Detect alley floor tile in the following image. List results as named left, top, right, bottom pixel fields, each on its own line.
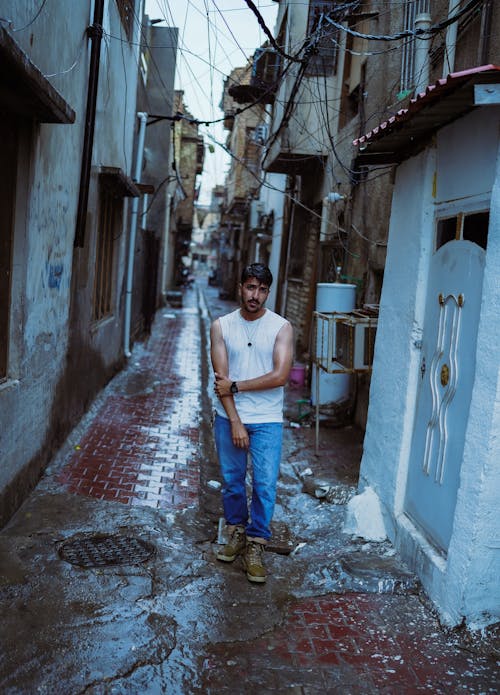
left=201, top=593, right=498, bottom=693
left=57, top=290, right=202, bottom=511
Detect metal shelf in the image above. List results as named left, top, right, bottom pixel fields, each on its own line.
left=312, top=308, right=378, bottom=452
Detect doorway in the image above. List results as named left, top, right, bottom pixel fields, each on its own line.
left=404, top=207, right=489, bottom=552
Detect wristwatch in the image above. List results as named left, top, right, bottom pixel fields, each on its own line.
left=230, top=381, right=239, bottom=394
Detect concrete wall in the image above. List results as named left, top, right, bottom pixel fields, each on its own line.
left=133, top=23, right=178, bottom=327
left=0, top=0, right=144, bottom=526
left=0, top=1, right=92, bottom=523
left=260, top=173, right=287, bottom=313
left=359, top=107, right=500, bottom=628
left=358, top=148, right=435, bottom=534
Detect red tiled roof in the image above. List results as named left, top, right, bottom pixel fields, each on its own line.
left=353, top=64, right=500, bottom=165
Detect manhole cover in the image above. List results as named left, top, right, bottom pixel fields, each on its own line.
left=57, top=534, right=156, bottom=568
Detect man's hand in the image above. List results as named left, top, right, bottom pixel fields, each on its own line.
left=230, top=419, right=249, bottom=449
left=214, top=372, right=233, bottom=398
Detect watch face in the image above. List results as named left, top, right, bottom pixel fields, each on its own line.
left=230, top=382, right=238, bottom=394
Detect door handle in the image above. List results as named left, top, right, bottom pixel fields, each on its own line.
left=420, top=357, right=426, bottom=379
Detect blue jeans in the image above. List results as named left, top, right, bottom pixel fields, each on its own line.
left=214, top=414, right=283, bottom=541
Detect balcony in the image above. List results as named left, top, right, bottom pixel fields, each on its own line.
left=261, top=58, right=337, bottom=174
left=228, top=47, right=281, bottom=105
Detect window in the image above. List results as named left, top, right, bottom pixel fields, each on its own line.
left=399, top=1, right=431, bottom=97
left=93, top=187, right=121, bottom=322
left=435, top=211, right=489, bottom=251
left=244, top=127, right=261, bottom=180
left=463, top=212, right=489, bottom=249
left=0, top=117, right=17, bottom=380
left=288, top=205, right=308, bottom=278
left=339, top=52, right=366, bottom=129
left=116, top=0, right=135, bottom=41
left=435, top=216, right=457, bottom=249
left=305, top=1, right=339, bottom=77
left=400, top=1, right=416, bottom=96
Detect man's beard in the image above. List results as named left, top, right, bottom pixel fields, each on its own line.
left=243, top=298, right=261, bottom=313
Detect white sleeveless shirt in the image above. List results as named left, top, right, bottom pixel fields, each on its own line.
left=215, top=308, right=289, bottom=424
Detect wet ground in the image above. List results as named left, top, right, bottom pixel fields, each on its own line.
left=0, top=282, right=498, bottom=694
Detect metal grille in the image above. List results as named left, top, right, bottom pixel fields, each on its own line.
left=93, top=186, right=118, bottom=322
left=400, top=0, right=416, bottom=93
left=57, top=534, right=156, bottom=568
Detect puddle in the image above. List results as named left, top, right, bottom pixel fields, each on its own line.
left=121, top=372, right=162, bottom=397
left=319, top=551, right=420, bottom=595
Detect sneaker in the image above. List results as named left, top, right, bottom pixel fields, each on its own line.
left=243, top=541, right=266, bottom=583
left=216, top=525, right=246, bottom=562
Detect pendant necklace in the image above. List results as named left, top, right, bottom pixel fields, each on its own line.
left=240, top=312, right=262, bottom=347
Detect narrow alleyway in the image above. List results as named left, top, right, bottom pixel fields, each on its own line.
left=0, top=283, right=498, bottom=694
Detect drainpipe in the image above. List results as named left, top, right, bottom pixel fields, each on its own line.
left=414, top=9, right=432, bottom=94
left=141, top=193, right=149, bottom=230
left=443, top=0, right=460, bottom=77
left=161, top=193, right=172, bottom=301
left=124, top=112, right=148, bottom=358
left=74, top=0, right=105, bottom=247
left=477, top=0, right=492, bottom=65
left=280, top=179, right=299, bottom=315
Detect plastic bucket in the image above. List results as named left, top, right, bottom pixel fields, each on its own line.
left=289, top=364, right=306, bottom=388
left=312, top=283, right=356, bottom=405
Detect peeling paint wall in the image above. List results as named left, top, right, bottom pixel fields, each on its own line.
left=0, top=0, right=144, bottom=526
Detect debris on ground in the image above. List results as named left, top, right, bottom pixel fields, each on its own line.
left=301, top=477, right=356, bottom=504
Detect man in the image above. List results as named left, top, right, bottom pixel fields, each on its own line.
left=210, top=263, right=294, bottom=583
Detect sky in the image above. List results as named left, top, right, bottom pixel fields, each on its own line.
left=144, top=0, right=279, bottom=204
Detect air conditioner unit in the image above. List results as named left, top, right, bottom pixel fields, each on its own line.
left=252, top=48, right=281, bottom=84
left=253, top=124, right=268, bottom=144
left=335, top=312, right=378, bottom=370
left=249, top=200, right=264, bottom=229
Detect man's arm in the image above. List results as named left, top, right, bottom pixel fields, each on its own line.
left=214, top=321, right=294, bottom=398
left=210, top=318, right=249, bottom=449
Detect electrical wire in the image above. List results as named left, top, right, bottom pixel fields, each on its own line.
left=101, top=5, right=298, bottom=128
left=324, top=0, right=484, bottom=41
left=12, top=0, right=48, bottom=32
left=203, top=0, right=216, bottom=121
left=243, top=0, right=303, bottom=63
left=102, top=0, right=487, bottom=215
left=204, top=128, right=360, bottom=256
left=43, top=30, right=87, bottom=78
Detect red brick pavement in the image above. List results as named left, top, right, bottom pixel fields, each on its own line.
left=57, top=294, right=202, bottom=511
left=202, top=593, right=498, bottom=693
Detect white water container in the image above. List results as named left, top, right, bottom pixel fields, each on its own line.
left=311, top=283, right=356, bottom=405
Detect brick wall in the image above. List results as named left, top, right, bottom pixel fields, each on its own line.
left=285, top=217, right=318, bottom=360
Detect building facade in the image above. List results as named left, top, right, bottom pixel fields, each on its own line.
left=0, top=1, right=178, bottom=526
left=354, top=65, right=500, bottom=629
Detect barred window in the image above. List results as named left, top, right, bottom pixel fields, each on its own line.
left=305, top=1, right=339, bottom=76
left=93, top=187, right=121, bottom=322
left=400, top=0, right=431, bottom=95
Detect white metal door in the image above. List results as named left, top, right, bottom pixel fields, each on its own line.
left=404, top=213, right=488, bottom=552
